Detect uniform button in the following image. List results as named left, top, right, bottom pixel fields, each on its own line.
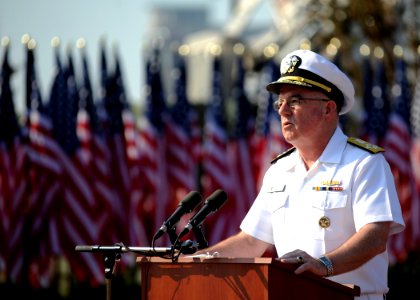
left=319, top=216, right=331, bottom=228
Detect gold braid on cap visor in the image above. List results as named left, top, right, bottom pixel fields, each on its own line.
left=278, top=76, right=332, bottom=93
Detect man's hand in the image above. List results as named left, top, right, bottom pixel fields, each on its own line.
left=279, top=249, right=328, bottom=277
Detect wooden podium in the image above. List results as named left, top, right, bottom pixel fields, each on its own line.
left=137, top=257, right=360, bottom=300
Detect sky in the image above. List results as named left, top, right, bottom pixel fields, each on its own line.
left=0, top=0, right=273, bottom=115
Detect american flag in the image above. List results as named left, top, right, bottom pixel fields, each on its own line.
left=359, top=56, right=373, bottom=139
left=331, top=52, right=351, bottom=133
left=200, top=56, right=233, bottom=245
left=137, top=47, right=170, bottom=245
left=101, top=50, right=133, bottom=246
left=113, top=52, right=148, bottom=247
left=123, top=101, right=150, bottom=248
left=253, top=59, right=290, bottom=190
left=166, top=53, right=200, bottom=194
left=383, top=57, right=417, bottom=262
left=165, top=53, right=201, bottom=234
left=47, top=50, right=104, bottom=285
left=23, top=44, right=64, bottom=288
left=360, top=57, right=390, bottom=145
left=76, top=47, right=124, bottom=247
left=96, top=42, right=109, bottom=135
left=0, top=41, right=28, bottom=284
left=226, top=55, right=257, bottom=232
left=410, top=63, right=420, bottom=252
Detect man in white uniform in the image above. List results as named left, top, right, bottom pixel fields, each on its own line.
left=195, top=49, right=405, bottom=299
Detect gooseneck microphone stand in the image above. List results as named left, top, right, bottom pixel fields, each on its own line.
left=192, top=225, right=208, bottom=250
left=75, top=227, right=208, bottom=300
left=75, top=244, right=173, bottom=300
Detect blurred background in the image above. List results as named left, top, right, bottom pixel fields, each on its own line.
left=0, top=0, right=419, bottom=299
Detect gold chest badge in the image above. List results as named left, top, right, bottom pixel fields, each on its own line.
left=319, top=216, right=331, bottom=228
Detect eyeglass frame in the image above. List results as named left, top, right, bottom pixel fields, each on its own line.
left=273, top=96, right=331, bottom=110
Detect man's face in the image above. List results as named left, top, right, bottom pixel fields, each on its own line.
left=275, top=85, right=330, bottom=145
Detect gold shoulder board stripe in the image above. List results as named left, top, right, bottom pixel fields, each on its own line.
left=347, top=137, right=384, bottom=154
left=271, top=147, right=296, bottom=164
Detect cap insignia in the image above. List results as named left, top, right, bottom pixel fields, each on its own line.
left=281, top=55, right=302, bottom=75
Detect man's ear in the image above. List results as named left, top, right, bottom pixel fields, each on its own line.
left=325, top=100, right=338, bottom=117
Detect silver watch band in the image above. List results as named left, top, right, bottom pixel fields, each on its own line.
left=318, top=255, right=334, bottom=277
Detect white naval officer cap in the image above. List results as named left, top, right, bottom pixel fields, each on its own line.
left=266, top=49, right=355, bottom=115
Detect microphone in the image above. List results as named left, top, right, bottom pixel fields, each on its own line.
left=178, top=189, right=227, bottom=239
left=153, top=191, right=203, bottom=240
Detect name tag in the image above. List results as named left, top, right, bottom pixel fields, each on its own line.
left=268, top=185, right=286, bottom=193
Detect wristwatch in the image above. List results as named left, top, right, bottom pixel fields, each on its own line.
left=318, top=255, right=334, bottom=277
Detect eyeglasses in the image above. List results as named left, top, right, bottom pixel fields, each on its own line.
left=273, top=96, right=330, bottom=110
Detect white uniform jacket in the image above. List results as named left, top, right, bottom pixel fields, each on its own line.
left=240, top=126, right=405, bottom=296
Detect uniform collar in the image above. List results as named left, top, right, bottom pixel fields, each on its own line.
left=280, top=126, right=347, bottom=171
left=318, top=126, right=347, bottom=164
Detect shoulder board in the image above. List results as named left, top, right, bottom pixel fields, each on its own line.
left=271, top=147, right=296, bottom=164
left=347, top=137, right=384, bottom=154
